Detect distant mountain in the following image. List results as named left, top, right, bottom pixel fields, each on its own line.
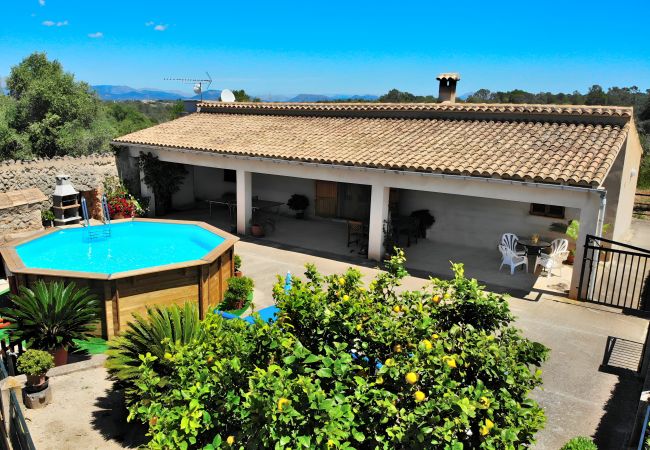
left=190, top=89, right=222, bottom=100
left=92, top=85, right=188, bottom=101
left=90, top=85, right=380, bottom=103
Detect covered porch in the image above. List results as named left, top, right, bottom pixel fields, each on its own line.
left=164, top=204, right=573, bottom=299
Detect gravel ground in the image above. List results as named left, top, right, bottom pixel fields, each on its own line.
left=23, top=367, right=145, bottom=450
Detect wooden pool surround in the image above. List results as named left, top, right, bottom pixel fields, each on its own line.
left=0, top=218, right=239, bottom=338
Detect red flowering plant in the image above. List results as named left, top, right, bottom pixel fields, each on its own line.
left=107, top=196, right=136, bottom=218
left=103, top=176, right=144, bottom=219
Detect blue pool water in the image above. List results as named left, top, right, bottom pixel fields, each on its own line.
left=16, top=222, right=225, bottom=275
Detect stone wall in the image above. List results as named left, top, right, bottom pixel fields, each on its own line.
left=0, top=151, right=138, bottom=209
left=0, top=202, right=45, bottom=242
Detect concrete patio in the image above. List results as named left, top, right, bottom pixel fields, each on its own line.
left=166, top=206, right=572, bottom=300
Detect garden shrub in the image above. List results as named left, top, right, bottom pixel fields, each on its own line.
left=221, top=276, right=254, bottom=311
left=126, top=250, right=548, bottom=449
left=560, top=436, right=597, bottom=450
left=17, top=349, right=54, bottom=376
left=106, top=303, right=204, bottom=385
left=0, top=280, right=100, bottom=351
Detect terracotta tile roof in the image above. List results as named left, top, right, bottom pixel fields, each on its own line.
left=114, top=102, right=634, bottom=187
left=0, top=188, right=47, bottom=210
left=196, top=101, right=633, bottom=119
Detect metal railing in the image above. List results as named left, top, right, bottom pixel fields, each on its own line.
left=0, top=359, right=35, bottom=450
left=578, top=235, right=650, bottom=310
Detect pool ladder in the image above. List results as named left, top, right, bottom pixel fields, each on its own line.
left=81, top=196, right=111, bottom=241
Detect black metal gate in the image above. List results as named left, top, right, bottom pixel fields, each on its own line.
left=578, top=234, right=650, bottom=310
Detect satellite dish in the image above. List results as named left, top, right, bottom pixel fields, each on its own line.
left=193, top=83, right=202, bottom=95
left=221, top=89, right=236, bottom=103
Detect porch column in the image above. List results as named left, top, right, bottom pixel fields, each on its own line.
left=236, top=170, right=252, bottom=235
left=368, top=184, right=390, bottom=261
left=569, top=192, right=602, bottom=299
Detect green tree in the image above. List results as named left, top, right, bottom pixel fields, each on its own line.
left=5, top=52, right=110, bottom=158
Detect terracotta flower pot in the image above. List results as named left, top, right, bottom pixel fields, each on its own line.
left=50, top=347, right=68, bottom=366
left=234, top=270, right=243, bottom=278
left=251, top=224, right=265, bottom=237
left=26, top=374, right=47, bottom=388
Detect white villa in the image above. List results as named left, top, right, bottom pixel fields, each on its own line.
left=113, top=76, right=643, bottom=299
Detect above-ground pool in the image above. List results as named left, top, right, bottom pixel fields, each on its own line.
left=16, top=221, right=226, bottom=276
left=1, top=219, right=238, bottom=338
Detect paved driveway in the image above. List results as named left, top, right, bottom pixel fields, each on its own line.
left=237, top=240, right=648, bottom=449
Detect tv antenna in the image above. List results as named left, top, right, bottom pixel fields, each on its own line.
left=164, top=72, right=212, bottom=101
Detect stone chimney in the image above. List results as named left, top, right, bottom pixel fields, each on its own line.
left=436, top=73, right=461, bottom=103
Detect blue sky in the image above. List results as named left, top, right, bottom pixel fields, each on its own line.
left=1, top=0, right=649, bottom=97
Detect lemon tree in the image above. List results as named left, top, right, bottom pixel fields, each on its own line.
left=126, top=250, right=548, bottom=449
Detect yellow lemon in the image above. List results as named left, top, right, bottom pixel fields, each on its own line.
left=485, top=418, right=494, bottom=429
left=385, top=358, right=395, bottom=367
left=432, top=334, right=439, bottom=340
left=393, top=344, right=403, bottom=353
left=338, top=277, right=346, bottom=286
left=376, top=376, right=384, bottom=385
left=405, top=372, right=419, bottom=384
left=327, top=439, right=335, bottom=448
left=277, top=397, right=290, bottom=412
left=480, top=425, right=490, bottom=436
left=414, top=391, right=426, bottom=402
left=226, top=435, right=235, bottom=445
left=479, top=396, right=490, bottom=407
left=392, top=305, right=401, bottom=313
left=432, top=295, right=441, bottom=304
left=446, top=358, right=457, bottom=369
left=421, top=339, right=433, bottom=350
left=342, top=294, right=350, bottom=301
left=355, top=323, right=363, bottom=331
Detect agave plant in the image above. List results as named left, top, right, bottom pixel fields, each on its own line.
left=106, top=302, right=204, bottom=385
left=0, top=280, right=100, bottom=351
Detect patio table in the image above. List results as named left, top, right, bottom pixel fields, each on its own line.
left=206, top=199, right=284, bottom=217
left=518, top=239, right=551, bottom=273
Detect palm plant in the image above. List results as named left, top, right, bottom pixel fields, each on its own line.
left=106, top=302, right=204, bottom=385
left=1, top=280, right=100, bottom=351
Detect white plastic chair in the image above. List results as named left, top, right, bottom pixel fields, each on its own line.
left=500, top=233, right=526, bottom=256
left=499, top=244, right=528, bottom=275
left=536, top=238, right=569, bottom=278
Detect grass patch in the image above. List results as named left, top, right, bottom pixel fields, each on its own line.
left=72, top=337, right=108, bottom=355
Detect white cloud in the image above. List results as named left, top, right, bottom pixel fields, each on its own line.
left=88, top=32, right=103, bottom=38
left=38, top=0, right=45, bottom=6
left=153, top=24, right=167, bottom=31
left=42, top=19, right=68, bottom=27
left=145, top=21, right=154, bottom=26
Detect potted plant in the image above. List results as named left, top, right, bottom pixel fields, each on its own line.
left=0, top=280, right=101, bottom=366
left=234, top=254, right=243, bottom=277
left=382, top=219, right=396, bottom=260
left=139, top=152, right=188, bottom=216
left=41, top=209, right=55, bottom=228
left=221, top=276, right=254, bottom=311
left=409, top=210, right=435, bottom=238
left=287, top=194, right=309, bottom=219
left=18, top=349, right=54, bottom=389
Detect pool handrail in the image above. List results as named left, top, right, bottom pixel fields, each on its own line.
left=80, top=197, right=90, bottom=227
left=101, top=194, right=111, bottom=226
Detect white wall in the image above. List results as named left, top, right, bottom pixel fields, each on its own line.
left=397, top=189, right=579, bottom=250
left=193, top=166, right=237, bottom=200
left=252, top=173, right=316, bottom=216
left=171, top=164, right=195, bottom=209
